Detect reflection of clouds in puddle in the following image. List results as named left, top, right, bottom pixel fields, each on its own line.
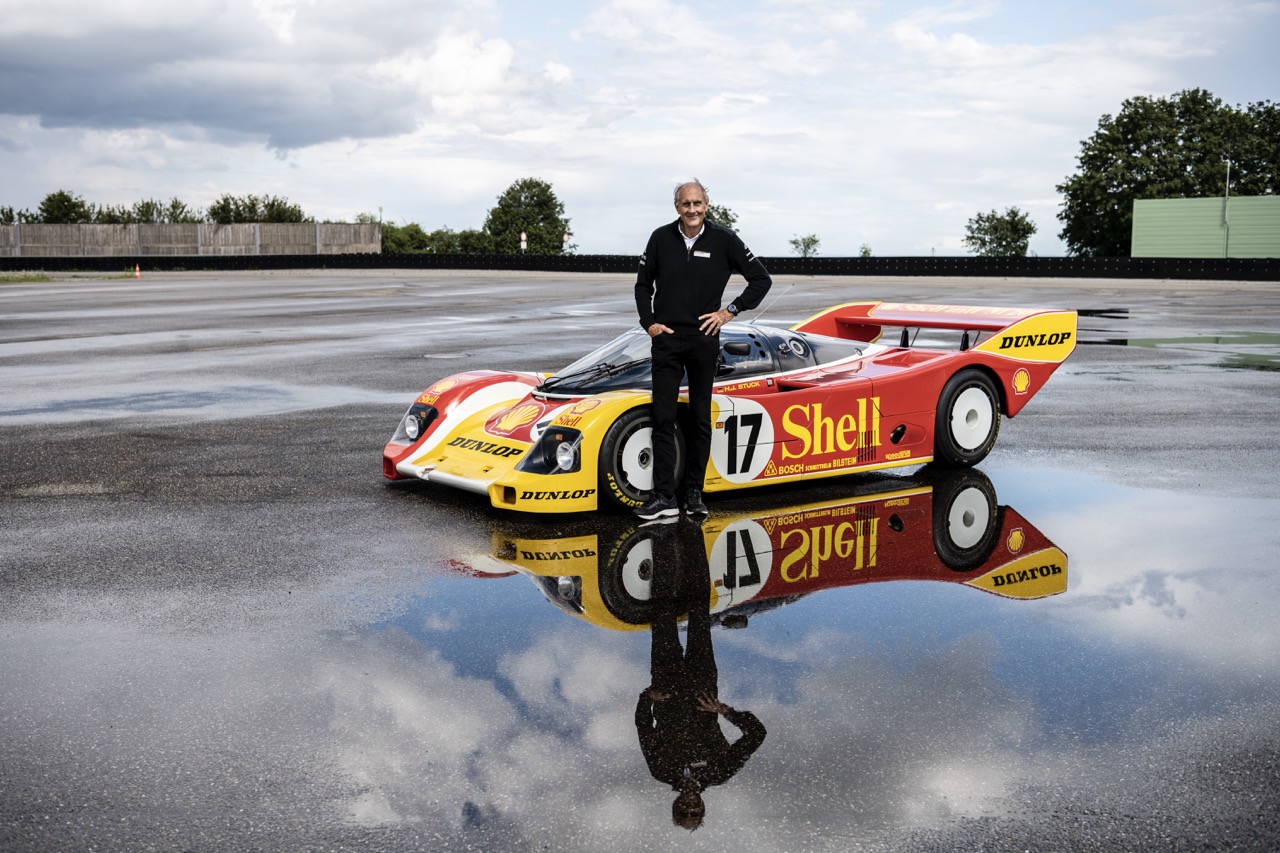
left=320, top=630, right=526, bottom=829
left=731, top=632, right=1033, bottom=834
left=320, top=622, right=1040, bottom=847
left=319, top=626, right=655, bottom=842
left=498, top=632, right=645, bottom=750
left=1040, top=486, right=1280, bottom=677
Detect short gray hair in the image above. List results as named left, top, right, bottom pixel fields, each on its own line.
left=673, top=179, right=709, bottom=203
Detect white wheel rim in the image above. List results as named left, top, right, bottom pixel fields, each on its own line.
left=946, top=486, right=991, bottom=550
left=619, top=426, right=654, bottom=491
left=949, top=387, right=993, bottom=451
left=620, top=539, right=654, bottom=601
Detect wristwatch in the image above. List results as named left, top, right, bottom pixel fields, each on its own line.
left=726, top=303, right=739, bottom=316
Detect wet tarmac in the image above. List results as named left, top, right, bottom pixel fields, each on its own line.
left=2, top=270, right=1278, bottom=851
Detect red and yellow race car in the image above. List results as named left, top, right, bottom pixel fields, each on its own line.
left=383, top=301, right=1076, bottom=513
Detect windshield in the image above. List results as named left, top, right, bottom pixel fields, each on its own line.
left=535, top=325, right=864, bottom=396
left=538, top=328, right=654, bottom=394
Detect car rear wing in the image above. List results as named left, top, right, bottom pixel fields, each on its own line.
left=791, top=301, right=1077, bottom=362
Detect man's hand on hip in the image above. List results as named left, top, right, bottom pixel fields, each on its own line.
left=698, top=309, right=734, bottom=334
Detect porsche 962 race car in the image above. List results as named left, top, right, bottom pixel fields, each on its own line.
left=382, top=301, right=1077, bottom=514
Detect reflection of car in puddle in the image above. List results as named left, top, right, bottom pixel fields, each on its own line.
left=461, top=467, right=1067, bottom=631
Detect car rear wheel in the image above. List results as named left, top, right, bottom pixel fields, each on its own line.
left=934, top=368, right=1000, bottom=466
left=598, top=408, right=684, bottom=510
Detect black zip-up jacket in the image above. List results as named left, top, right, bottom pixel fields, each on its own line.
left=635, top=692, right=767, bottom=791
left=635, top=220, right=773, bottom=333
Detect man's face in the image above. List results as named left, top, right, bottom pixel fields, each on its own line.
left=674, top=185, right=707, bottom=236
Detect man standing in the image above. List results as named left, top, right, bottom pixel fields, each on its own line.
left=634, top=180, right=772, bottom=520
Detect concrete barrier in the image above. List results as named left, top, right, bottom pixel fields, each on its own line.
left=318, top=223, right=381, bottom=255
left=0, top=223, right=381, bottom=257
left=84, top=225, right=141, bottom=257
left=17, top=224, right=81, bottom=257
left=141, top=224, right=200, bottom=256
left=199, top=223, right=259, bottom=256
left=260, top=223, right=318, bottom=255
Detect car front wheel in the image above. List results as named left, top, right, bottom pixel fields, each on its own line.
left=598, top=408, right=684, bottom=510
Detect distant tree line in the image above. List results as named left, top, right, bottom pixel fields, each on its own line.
left=1, top=190, right=312, bottom=226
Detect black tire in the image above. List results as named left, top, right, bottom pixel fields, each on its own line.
left=596, top=523, right=660, bottom=625
left=598, top=408, right=684, bottom=510
left=930, top=467, right=1001, bottom=572
left=934, top=368, right=1001, bottom=466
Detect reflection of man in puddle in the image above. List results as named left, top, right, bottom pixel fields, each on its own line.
left=634, top=519, right=766, bottom=830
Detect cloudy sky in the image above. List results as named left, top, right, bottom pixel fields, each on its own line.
left=0, top=0, right=1275, bottom=256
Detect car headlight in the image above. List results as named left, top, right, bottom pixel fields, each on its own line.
left=555, top=440, right=577, bottom=471
left=515, top=427, right=583, bottom=475
left=391, top=403, right=438, bottom=444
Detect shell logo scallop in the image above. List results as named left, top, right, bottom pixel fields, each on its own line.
left=1012, top=368, right=1031, bottom=395
left=429, top=378, right=458, bottom=395
left=494, top=403, right=543, bottom=434
left=1006, top=528, right=1025, bottom=554
left=418, top=378, right=458, bottom=404
left=567, top=399, right=602, bottom=416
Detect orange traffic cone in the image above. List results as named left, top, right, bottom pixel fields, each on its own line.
left=134, top=264, right=141, bottom=279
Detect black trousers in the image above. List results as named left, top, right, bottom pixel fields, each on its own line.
left=650, top=331, right=719, bottom=500
left=648, top=518, right=718, bottom=703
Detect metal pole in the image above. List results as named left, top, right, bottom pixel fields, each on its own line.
left=1224, top=158, right=1231, bottom=258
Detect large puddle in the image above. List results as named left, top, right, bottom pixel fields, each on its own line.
left=330, top=463, right=1280, bottom=844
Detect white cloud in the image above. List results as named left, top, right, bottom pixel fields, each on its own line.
left=543, top=60, right=573, bottom=84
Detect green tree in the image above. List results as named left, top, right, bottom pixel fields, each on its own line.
left=378, top=221, right=497, bottom=254
left=381, top=221, right=431, bottom=253
left=963, top=207, right=1037, bottom=256
left=482, top=178, right=571, bottom=254
left=789, top=234, right=820, bottom=257
left=858, top=243, right=873, bottom=258
left=705, top=202, right=738, bottom=231
left=133, top=197, right=201, bottom=224
left=0, top=206, right=36, bottom=225
left=94, top=203, right=135, bottom=224
left=455, top=228, right=496, bottom=254
left=1236, top=99, right=1280, bottom=196
left=208, top=193, right=311, bottom=224
left=1056, top=89, right=1279, bottom=256
left=38, top=190, right=94, bottom=224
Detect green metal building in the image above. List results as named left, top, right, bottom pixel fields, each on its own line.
left=1131, top=196, right=1280, bottom=258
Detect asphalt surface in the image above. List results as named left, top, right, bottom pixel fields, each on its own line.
left=2, top=270, right=1278, bottom=851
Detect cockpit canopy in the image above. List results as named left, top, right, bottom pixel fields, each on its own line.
left=536, top=324, right=865, bottom=395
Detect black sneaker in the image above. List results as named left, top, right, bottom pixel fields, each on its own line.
left=683, top=489, right=708, bottom=516
left=634, top=495, right=679, bottom=520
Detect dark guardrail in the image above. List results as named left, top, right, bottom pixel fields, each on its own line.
left=2, top=253, right=1278, bottom=281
